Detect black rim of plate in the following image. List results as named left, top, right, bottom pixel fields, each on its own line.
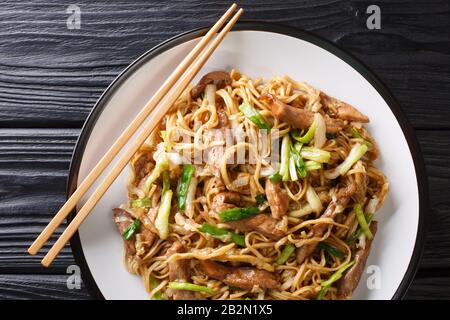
left=67, top=21, right=429, bottom=300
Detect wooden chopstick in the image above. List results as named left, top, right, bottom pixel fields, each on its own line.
left=39, top=8, right=244, bottom=267
left=27, top=3, right=238, bottom=257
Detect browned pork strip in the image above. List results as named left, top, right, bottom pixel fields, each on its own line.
left=167, top=242, right=197, bottom=300
left=296, top=191, right=351, bottom=264
left=199, top=260, right=279, bottom=290
left=265, top=179, right=289, bottom=219
left=212, top=191, right=241, bottom=213
left=228, top=214, right=285, bottom=240
left=320, top=92, right=369, bottom=123
left=337, top=221, right=378, bottom=299
left=113, top=208, right=137, bottom=256
left=260, top=94, right=344, bottom=133
left=191, top=71, right=231, bottom=99
left=217, top=109, right=229, bottom=129
left=132, top=154, right=151, bottom=183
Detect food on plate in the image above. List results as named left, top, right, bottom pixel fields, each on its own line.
left=112, top=70, right=388, bottom=300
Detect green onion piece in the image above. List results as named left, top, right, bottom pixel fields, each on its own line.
left=177, top=164, right=195, bottom=212
left=305, top=160, right=322, bottom=171
left=154, top=190, right=173, bottom=240
left=161, top=130, right=172, bottom=152
left=255, top=194, right=267, bottom=205
left=130, top=198, right=152, bottom=208
left=276, top=244, right=295, bottom=265
left=339, top=143, right=368, bottom=175
left=219, top=207, right=259, bottom=222
left=269, top=172, right=282, bottom=183
left=318, top=242, right=344, bottom=259
left=279, top=135, right=291, bottom=181
left=300, top=147, right=331, bottom=163
left=351, top=127, right=373, bottom=148
left=348, top=213, right=374, bottom=244
left=200, top=223, right=228, bottom=237
left=150, top=275, right=163, bottom=300
left=351, top=127, right=362, bottom=139
left=143, top=157, right=170, bottom=194
left=291, top=122, right=316, bottom=144
left=317, top=261, right=355, bottom=300
left=122, top=219, right=141, bottom=240
left=354, top=204, right=373, bottom=240
left=168, top=282, right=214, bottom=295
left=230, top=233, right=246, bottom=247
left=290, top=144, right=307, bottom=178
left=239, top=101, right=271, bottom=130
left=162, top=171, right=170, bottom=194
left=199, top=223, right=245, bottom=247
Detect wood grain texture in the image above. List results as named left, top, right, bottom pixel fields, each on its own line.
left=0, top=0, right=449, bottom=128
left=405, top=276, right=450, bottom=300
left=0, top=129, right=79, bottom=272
left=0, top=274, right=90, bottom=300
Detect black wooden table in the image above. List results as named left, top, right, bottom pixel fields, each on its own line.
left=1, top=0, right=449, bottom=299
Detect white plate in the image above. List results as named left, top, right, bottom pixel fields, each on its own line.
left=68, top=23, right=428, bottom=300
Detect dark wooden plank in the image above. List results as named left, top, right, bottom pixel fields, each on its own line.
left=0, top=128, right=448, bottom=273
left=415, top=130, right=450, bottom=269
left=0, top=129, right=80, bottom=272
left=405, top=276, right=450, bottom=300
left=0, top=274, right=90, bottom=300
left=0, top=0, right=449, bottom=128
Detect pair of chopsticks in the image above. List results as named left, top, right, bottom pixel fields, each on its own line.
left=28, top=3, right=243, bottom=267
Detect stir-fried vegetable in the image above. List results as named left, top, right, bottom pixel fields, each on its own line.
left=306, top=186, right=322, bottom=214
left=219, top=207, right=259, bottom=222
left=184, top=176, right=198, bottom=219
left=318, top=242, right=344, bottom=259
left=354, top=204, right=373, bottom=240
left=288, top=156, right=298, bottom=181
left=339, top=144, right=368, bottom=175
left=305, top=160, right=321, bottom=171
left=351, top=127, right=373, bottom=148
left=348, top=213, right=374, bottom=244
left=288, top=204, right=313, bottom=218
left=122, top=219, right=141, bottom=240
left=255, top=194, right=267, bottom=205
left=130, top=198, right=151, bottom=208
left=168, top=282, right=214, bottom=295
left=300, top=146, right=331, bottom=163
left=279, top=135, right=291, bottom=181
left=313, top=113, right=327, bottom=148
left=269, top=172, right=282, bottom=183
left=143, top=156, right=169, bottom=194
left=150, top=275, right=163, bottom=300
left=276, top=244, right=295, bottom=265
left=290, top=144, right=307, bottom=178
left=154, top=189, right=173, bottom=240
left=200, top=223, right=245, bottom=247
left=177, top=164, right=195, bottom=212
left=291, top=122, right=316, bottom=144
left=205, top=84, right=216, bottom=107
left=317, top=261, right=355, bottom=300
left=162, top=171, right=170, bottom=194
left=160, top=130, right=172, bottom=152
left=239, top=101, right=271, bottom=130
left=351, top=127, right=362, bottom=139
left=324, top=143, right=368, bottom=179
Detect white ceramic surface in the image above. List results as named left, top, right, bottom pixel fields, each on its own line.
left=73, top=30, right=419, bottom=300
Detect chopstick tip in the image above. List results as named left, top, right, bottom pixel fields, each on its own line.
left=28, top=243, right=39, bottom=255
left=41, top=257, right=51, bottom=268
